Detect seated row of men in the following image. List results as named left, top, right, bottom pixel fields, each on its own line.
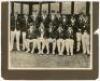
left=10, top=11, right=90, bottom=55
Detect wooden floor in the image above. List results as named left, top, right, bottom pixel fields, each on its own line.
left=9, top=51, right=90, bottom=69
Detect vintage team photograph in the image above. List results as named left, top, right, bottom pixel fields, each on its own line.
left=9, top=1, right=93, bottom=69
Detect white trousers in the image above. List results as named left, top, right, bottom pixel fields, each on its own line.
left=57, top=39, right=64, bottom=55
left=37, top=38, right=46, bottom=54
left=22, top=32, right=27, bottom=50
left=46, top=38, right=56, bottom=54
left=31, top=39, right=40, bottom=53
left=65, top=39, right=74, bottom=55
left=76, top=32, right=82, bottom=52
left=10, top=29, right=21, bottom=51
left=26, top=38, right=46, bottom=54
left=82, top=33, right=90, bottom=54
left=26, top=39, right=33, bottom=52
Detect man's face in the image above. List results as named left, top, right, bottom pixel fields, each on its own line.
left=33, top=11, right=38, bottom=16
left=68, top=27, right=73, bottom=32
left=78, top=29, right=81, bottom=32
left=62, top=16, right=66, bottom=22
left=51, top=14, right=55, bottom=20
left=49, top=27, right=53, bottom=32
left=57, top=13, right=60, bottom=18
left=84, top=30, right=87, bottom=33
left=32, top=13, right=37, bottom=20
left=32, top=12, right=35, bottom=16
left=24, top=14, right=27, bottom=18
left=58, top=26, right=63, bottom=33
left=40, top=23, right=44, bottom=30
left=42, top=13, right=47, bottom=19
left=80, top=14, right=84, bottom=19
left=69, top=27, right=71, bottom=30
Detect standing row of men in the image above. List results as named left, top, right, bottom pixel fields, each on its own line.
left=10, top=10, right=90, bottom=55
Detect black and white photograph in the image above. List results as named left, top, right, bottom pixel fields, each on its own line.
left=9, top=1, right=93, bottom=69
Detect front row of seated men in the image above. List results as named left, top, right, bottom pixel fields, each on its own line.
left=10, top=11, right=90, bottom=56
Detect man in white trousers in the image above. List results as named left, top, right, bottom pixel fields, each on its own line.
left=10, top=12, right=21, bottom=51
left=76, top=28, right=82, bottom=52
left=26, top=23, right=37, bottom=53
left=40, top=11, right=50, bottom=54
left=56, top=24, right=64, bottom=55
left=65, top=26, right=74, bottom=56
left=49, top=11, right=58, bottom=55
left=37, top=22, right=46, bottom=54
left=21, top=14, right=29, bottom=51
left=28, top=10, right=40, bottom=54
left=46, top=22, right=57, bottom=54
left=82, top=28, right=90, bottom=55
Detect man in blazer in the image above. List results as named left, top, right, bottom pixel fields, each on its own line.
left=82, top=25, right=90, bottom=55
left=20, top=14, right=29, bottom=51
left=30, top=11, right=41, bottom=54
left=61, top=14, right=68, bottom=29
left=49, top=11, right=58, bottom=54
left=10, top=12, right=21, bottom=51
left=37, top=22, right=45, bottom=54
left=56, top=11, right=62, bottom=27
left=56, top=24, right=65, bottom=55
left=46, top=22, right=57, bottom=54
left=64, top=25, right=74, bottom=56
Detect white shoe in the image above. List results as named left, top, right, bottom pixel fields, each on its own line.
left=31, top=51, right=34, bottom=54
left=52, top=51, right=55, bottom=55
left=41, top=50, right=44, bottom=54
left=67, top=53, right=70, bottom=56
left=71, top=53, right=73, bottom=56
left=59, top=53, right=63, bottom=55
left=83, top=52, right=86, bottom=54
left=47, top=51, right=49, bottom=54
left=17, top=49, right=20, bottom=51
left=26, top=49, right=30, bottom=53
left=38, top=51, right=43, bottom=54
left=76, top=49, right=79, bottom=52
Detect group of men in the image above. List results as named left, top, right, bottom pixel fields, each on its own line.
left=10, top=10, right=90, bottom=56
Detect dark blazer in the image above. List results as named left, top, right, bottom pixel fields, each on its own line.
left=81, top=24, right=90, bottom=34
left=28, top=15, right=33, bottom=24
left=35, top=15, right=41, bottom=28
left=50, top=15, right=57, bottom=25
left=44, top=23, right=58, bottom=39
left=64, top=28, right=74, bottom=39
left=10, top=15, right=20, bottom=31
left=41, top=14, right=50, bottom=28
left=20, top=15, right=29, bottom=32
left=56, top=16, right=62, bottom=27
left=26, top=26, right=39, bottom=39
left=56, top=27, right=64, bottom=39
left=44, top=29, right=55, bottom=39
left=50, top=15, right=58, bottom=31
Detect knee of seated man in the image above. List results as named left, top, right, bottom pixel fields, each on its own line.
left=47, top=38, right=51, bottom=41
left=52, top=39, right=56, bottom=42
left=57, top=39, right=60, bottom=42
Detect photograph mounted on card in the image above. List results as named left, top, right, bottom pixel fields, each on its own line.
left=1, top=1, right=99, bottom=80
